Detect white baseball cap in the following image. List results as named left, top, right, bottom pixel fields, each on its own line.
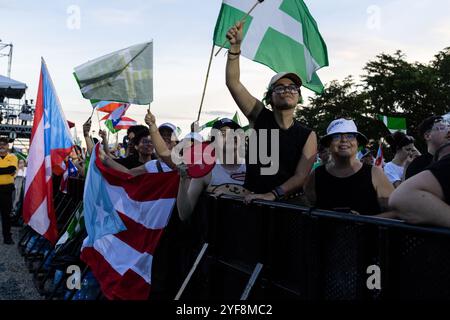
left=321, top=118, right=368, bottom=146
left=268, top=72, right=303, bottom=89
left=183, top=132, right=203, bottom=143
left=159, top=122, right=180, bottom=140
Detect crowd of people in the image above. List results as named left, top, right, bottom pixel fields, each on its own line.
left=0, top=22, right=449, bottom=301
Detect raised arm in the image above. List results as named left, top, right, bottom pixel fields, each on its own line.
left=225, top=21, right=264, bottom=123
left=82, top=118, right=94, bottom=156
left=177, top=172, right=209, bottom=221
left=99, top=129, right=113, bottom=158
left=144, top=110, right=177, bottom=169
left=99, top=148, right=146, bottom=176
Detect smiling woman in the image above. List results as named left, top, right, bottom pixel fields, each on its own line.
left=304, top=118, right=394, bottom=215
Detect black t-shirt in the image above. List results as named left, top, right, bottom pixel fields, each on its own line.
left=244, top=108, right=313, bottom=193
left=114, top=155, right=144, bottom=169
left=405, top=153, right=433, bottom=179
left=428, top=155, right=450, bottom=205
left=315, top=164, right=381, bottom=215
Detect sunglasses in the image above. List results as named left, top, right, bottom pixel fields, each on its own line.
left=331, top=133, right=357, bottom=141
left=272, top=85, right=300, bottom=95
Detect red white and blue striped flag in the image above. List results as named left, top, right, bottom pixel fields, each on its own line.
left=81, top=144, right=179, bottom=300
left=23, top=59, right=74, bottom=243
left=375, top=142, right=384, bottom=167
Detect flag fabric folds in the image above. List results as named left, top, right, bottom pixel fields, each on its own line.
left=74, top=42, right=153, bottom=105
left=23, top=58, right=74, bottom=243
left=375, top=142, right=384, bottom=167
left=105, top=117, right=137, bottom=133
left=377, top=115, right=407, bottom=133
left=80, top=144, right=179, bottom=300
left=100, top=103, right=129, bottom=121
left=94, top=101, right=128, bottom=113
left=56, top=204, right=84, bottom=247
left=213, top=0, right=328, bottom=93
left=199, top=117, right=220, bottom=131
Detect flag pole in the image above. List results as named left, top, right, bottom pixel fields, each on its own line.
left=214, top=0, right=264, bottom=57
left=196, top=44, right=215, bottom=122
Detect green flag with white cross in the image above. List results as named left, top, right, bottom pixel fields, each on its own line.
left=213, top=0, right=329, bottom=93
left=377, top=115, right=407, bottom=133
left=74, top=42, right=153, bottom=105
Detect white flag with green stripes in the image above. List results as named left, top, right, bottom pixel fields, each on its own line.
left=213, top=0, right=328, bottom=93
left=377, top=115, right=407, bottom=133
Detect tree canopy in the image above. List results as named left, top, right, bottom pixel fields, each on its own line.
left=296, top=48, right=450, bottom=153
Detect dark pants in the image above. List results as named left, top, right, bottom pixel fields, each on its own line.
left=0, top=186, right=14, bottom=241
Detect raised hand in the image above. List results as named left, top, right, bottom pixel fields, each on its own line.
left=83, top=118, right=92, bottom=137
left=99, top=129, right=107, bottom=141
left=226, top=21, right=244, bottom=47
left=145, top=110, right=157, bottom=129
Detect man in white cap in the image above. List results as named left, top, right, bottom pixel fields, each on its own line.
left=305, top=119, right=393, bottom=215
left=225, top=21, right=317, bottom=203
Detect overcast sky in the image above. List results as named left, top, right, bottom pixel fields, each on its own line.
left=1, top=0, right=449, bottom=140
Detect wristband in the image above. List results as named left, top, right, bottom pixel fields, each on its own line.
left=228, top=50, right=241, bottom=56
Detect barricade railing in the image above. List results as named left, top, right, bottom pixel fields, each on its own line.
left=19, top=177, right=450, bottom=300
left=177, top=194, right=450, bottom=300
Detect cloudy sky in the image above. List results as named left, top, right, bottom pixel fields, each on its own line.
left=1, top=0, right=449, bottom=140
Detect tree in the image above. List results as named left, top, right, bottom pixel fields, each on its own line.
left=296, top=48, right=450, bottom=153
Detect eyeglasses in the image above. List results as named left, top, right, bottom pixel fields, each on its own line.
left=331, top=133, right=357, bottom=141
left=431, top=123, right=450, bottom=132
left=139, top=139, right=153, bottom=145
left=272, top=85, right=300, bottom=95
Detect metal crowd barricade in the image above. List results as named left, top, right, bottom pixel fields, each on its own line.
left=18, top=176, right=87, bottom=299
left=18, top=176, right=450, bottom=300
left=176, top=194, right=450, bottom=300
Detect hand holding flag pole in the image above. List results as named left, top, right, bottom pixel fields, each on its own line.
left=197, top=1, right=264, bottom=124
left=214, top=0, right=265, bottom=57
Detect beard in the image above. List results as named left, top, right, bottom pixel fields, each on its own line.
left=273, top=101, right=296, bottom=110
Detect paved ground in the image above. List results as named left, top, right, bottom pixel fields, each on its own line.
left=0, top=224, right=42, bottom=300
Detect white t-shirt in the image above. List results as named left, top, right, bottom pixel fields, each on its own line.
left=16, top=167, right=27, bottom=177
left=144, top=160, right=173, bottom=173
left=209, top=164, right=246, bottom=187
left=384, top=162, right=404, bottom=184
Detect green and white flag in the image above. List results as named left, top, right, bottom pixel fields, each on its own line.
left=213, top=0, right=328, bottom=93
left=377, top=115, right=407, bottom=133
left=199, top=117, right=220, bottom=131
left=56, top=205, right=84, bottom=247
left=232, top=111, right=242, bottom=126
left=74, top=42, right=153, bottom=105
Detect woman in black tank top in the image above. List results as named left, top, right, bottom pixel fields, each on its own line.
left=304, top=119, right=394, bottom=215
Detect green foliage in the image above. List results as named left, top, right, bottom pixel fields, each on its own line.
left=296, top=48, right=450, bottom=153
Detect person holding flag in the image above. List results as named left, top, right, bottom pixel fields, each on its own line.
left=225, top=21, right=317, bottom=203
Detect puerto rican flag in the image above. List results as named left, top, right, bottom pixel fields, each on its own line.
left=94, top=101, right=127, bottom=113
left=80, top=144, right=179, bottom=300
left=375, top=142, right=384, bottom=167
left=60, top=158, right=79, bottom=194
left=23, top=59, right=74, bottom=244
left=112, top=116, right=137, bottom=130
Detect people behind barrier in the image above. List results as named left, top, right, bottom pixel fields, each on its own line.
left=305, top=119, right=394, bottom=215
left=388, top=142, right=450, bottom=227
left=383, top=131, right=415, bottom=187
left=224, top=22, right=317, bottom=204
left=177, top=118, right=248, bottom=221
left=405, top=116, right=450, bottom=179
left=12, top=159, right=26, bottom=216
